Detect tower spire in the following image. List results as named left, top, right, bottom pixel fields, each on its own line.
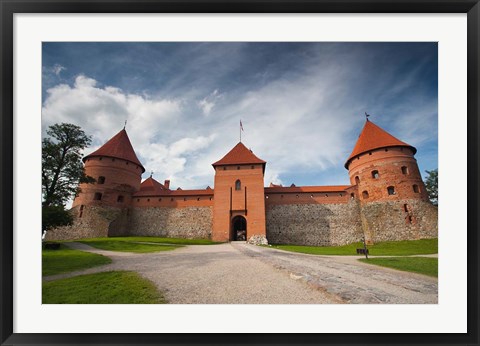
left=239, top=120, right=244, bottom=142
left=124, top=119, right=127, bottom=129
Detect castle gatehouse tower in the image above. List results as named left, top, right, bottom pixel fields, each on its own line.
left=211, top=142, right=268, bottom=244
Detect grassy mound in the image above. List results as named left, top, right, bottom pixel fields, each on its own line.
left=269, top=238, right=437, bottom=256
left=43, top=244, right=112, bottom=276
left=43, top=271, right=165, bottom=304
left=358, top=257, right=438, bottom=277
left=76, top=236, right=220, bottom=253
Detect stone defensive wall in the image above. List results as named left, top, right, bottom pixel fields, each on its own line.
left=360, top=199, right=438, bottom=243
left=44, top=205, right=127, bottom=241
left=264, top=186, right=364, bottom=246
left=127, top=206, right=213, bottom=239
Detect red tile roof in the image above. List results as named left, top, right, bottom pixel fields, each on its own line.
left=212, top=142, right=266, bottom=167
left=137, top=176, right=167, bottom=194
left=133, top=177, right=214, bottom=197
left=265, top=185, right=351, bottom=193
left=345, top=120, right=416, bottom=168
left=83, top=129, right=145, bottom=172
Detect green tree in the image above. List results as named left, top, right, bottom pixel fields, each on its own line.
left=42, top=205, right=73, bottom=231
left=424, top=169, right=438, bottom=205
left=42, top=123, right=95, bottom=207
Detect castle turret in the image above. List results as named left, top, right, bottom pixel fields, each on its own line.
left=346, top=120, right=429, bottom=203
left=73, top=129, right=145, bottom=209
left=345, top=120, right=436, bottom=243
left=211, top=142, right=267, bottom=244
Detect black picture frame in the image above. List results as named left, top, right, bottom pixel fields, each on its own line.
left=1, top=1, right=479, bottom=345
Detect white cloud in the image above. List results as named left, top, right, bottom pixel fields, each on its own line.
left=197, top=89, right=223, bottom=116
left=53, top=64, right=66, bottom=76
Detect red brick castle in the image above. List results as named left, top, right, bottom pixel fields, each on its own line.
left=47, top=120, right=438, bottom=245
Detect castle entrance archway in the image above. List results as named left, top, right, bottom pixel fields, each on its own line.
left=232, top=216, right=247, bottom=241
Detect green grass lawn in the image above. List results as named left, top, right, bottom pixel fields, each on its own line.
left=269, top=238, right=437, bottom=256
left=43, top=244, right=112, bottom=276
left=358, top=257, right=438, bottom=277
left=76, top=236, right=220, bottom=253
left=43, top=271, right=165, bottom=304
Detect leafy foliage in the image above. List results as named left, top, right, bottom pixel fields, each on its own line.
left=42, top=205, right=73, bottom=231
left=424, top=169, right=438, bottom=205
left=42, top=123, right=95, bottom=207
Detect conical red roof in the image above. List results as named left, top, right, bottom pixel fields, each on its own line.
left=83, top=129, right=145, bottom=172
left=345, top=120, right=416, bottom=168
left=212, top=142, right=266, bottom=167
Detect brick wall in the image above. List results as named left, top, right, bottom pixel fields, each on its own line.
left=128, top=206, right=213, bottom=239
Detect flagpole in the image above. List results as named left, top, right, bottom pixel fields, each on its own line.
left=240, top=121, right=242, bottom=142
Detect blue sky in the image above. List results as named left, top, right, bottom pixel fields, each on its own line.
left=42, top=42, right=438, bottom=189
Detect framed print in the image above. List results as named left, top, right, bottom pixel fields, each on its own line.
left=1, top=1, right=479, bottom=345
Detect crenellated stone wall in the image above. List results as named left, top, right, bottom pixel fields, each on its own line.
left=266, top=201, right=363, bottom=246
left=128, top=207, right=213, bottom=239
left=360, top=199, right=438, bottom=243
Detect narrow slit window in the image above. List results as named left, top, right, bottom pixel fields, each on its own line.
left=413, top=184, right=419, bottom=193
left=235, top=179, right=241, bottom=191
left=94, top=192, right=102, bottom=201
left=401, top=166, right=409, bottom=174
left=355, top=176, right=360, bottom=184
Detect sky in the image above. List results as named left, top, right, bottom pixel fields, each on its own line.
left=42, top=42, right=438, bottom=190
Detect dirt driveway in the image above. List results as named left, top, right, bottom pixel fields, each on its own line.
left=45, top=242, right=438, bottom=304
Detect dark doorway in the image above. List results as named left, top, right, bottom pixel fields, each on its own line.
left=232, top=216, right=247, bottom=241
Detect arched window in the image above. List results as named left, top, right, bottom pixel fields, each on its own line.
left=371, top=170, right=379, bottom=179
left=350, top=193, right=355, bottom=199
left=117, top=195, right=124, bottom=203
left=401, top=166, right=409, bottom=174
left=355, top=176, right=360, bottom=184
left=98, top=176, right=105, bottom=184
left=362, top=191, right=369, bottom=199
left=235, top=179, right=241, bottom=191
left=387, top=186, right=396, bottom=195
left=413, top=184, right=419, bottom=193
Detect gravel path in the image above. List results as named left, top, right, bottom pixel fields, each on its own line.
left=44, top=242, right=437, bottom=304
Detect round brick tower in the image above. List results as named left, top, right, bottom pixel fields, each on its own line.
left=345, top=120, right=429, bottom=203
left=72, top=128, right=145, bottom=209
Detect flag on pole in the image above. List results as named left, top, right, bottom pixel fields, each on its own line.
left=240, top=120, right=244, bottom=132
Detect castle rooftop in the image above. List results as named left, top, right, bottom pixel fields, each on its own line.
left=83, top=129, right=145, bottom=172
left=212, top=142, right=266, bottom=168
left=345, top=120, right=416, bottom=168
